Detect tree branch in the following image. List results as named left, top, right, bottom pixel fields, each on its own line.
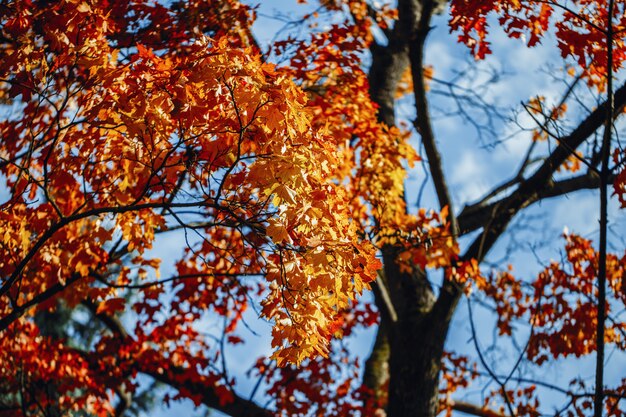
left=594, top=1, right=615, bottom=414
left=114, top=385, right=132, bottom=417
left=83, top=300, right=271, bottom=417
left=457, top=171, right=610, bottom=235
left=146, top=369, right=270, bottom=417
left=363, top=321, right=391, bottom=404
left=462, top=79, right=626, bottom=262
left=450, top=400, right=507, bottom=417
left=409, top=0, right=458, bottom=237
left=0, top=273, right=82, bottom=332
left=433, top=68, right=626, bottom=331
left=372, top=271, right=398, bottom=324
left=367, top=1, right=413, bottom=127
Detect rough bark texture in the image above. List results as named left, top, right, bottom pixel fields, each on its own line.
left=383, top=249, right=444, bottom=417
left=387, top=315, right=451, bottom=417
left=363, top=320, right=390, bottom=400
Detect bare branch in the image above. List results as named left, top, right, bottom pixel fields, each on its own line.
left=409, top=0, right=458, bottom=238
left=594, top=1, right=615, bottom=414
left=462, top=79, right=626, bottom=262
left=458, top=171, right=610, bottom=235
left=83, top=300, right=271, bottom=417
left=146, top=367, right=270, bottom=417
left=450, top=400, right=507, bottom=417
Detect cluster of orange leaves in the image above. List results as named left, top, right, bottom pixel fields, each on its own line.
left=436, top=231, right=626, bottom=416
left=0, top=0, right=411, bottom=412
left=469, top=232, right=626, bottom=364
left=0, top=0, right=435, bottom=413
left=450, top=0, right=626, bottom=86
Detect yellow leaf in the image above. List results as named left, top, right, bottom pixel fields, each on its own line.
left=273, top=184, right=298, bottom=205
left=266, top=220, right=292, bottom=244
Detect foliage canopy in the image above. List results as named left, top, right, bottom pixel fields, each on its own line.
left=1, top=0, right=626, bottom=416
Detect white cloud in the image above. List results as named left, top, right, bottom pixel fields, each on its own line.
left=451, top=151, right=489, bottom=204
left=552, top=191, right=598, bottom=234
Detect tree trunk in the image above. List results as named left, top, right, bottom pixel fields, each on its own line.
left=381, top=243, right=459, bottom=417
left=387, top=310, right=454, bottom=417
left=365, top=2, right=459, bottom=416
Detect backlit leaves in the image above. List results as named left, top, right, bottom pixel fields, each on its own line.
left=0, top=1, right=391, bottom=410
left=450, top=0, right=626, bottom=89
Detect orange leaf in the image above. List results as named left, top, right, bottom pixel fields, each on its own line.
left=96, top=298, right=126, bottom=315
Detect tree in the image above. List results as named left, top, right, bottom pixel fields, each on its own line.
left=0, top=0, right=625, bottom=417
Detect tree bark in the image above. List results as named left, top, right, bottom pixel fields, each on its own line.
left=363, top=322, right=390, bottom=403
left=387, top=310, right=453, bottom=417
left=382, top=243, right=448, bottom=417
left=365, top=1, right=456, bottom=415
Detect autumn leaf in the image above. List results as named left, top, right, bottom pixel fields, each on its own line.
left=96, top=298, right=126, bottom=315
